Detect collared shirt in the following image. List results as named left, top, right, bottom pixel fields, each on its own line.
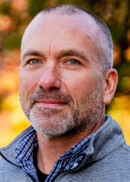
left=15, top=128, right=93, bottom=182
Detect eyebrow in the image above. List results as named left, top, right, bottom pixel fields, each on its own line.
left=57, top=49, right=90, bottom=62
left=22, top=50, right=44, bottom=60
left=22, top=49, right=90, bottom=62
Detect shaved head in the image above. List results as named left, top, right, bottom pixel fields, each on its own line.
left=22, top=4, right=113, bottom=73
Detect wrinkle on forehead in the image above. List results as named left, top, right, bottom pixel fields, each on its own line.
left=21, top=13, right=99, bottom=45
left=48, top=40, right=53, bottom=57
left=21, top=13, right=100, bottom=64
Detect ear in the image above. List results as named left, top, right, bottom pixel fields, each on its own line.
left=103, top=69, right=118, bottom=105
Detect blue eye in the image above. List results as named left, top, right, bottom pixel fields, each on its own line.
left=29, top=59, right=40, bottom=65
left=67, top=59, right=80, bottom=65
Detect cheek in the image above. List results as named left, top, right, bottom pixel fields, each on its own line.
left=19, top=71, right=39, bottom=100
left=62, top=72, right=92, bottom=102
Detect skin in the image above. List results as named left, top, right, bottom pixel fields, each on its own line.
left=19, top=13, right=118, bottom=174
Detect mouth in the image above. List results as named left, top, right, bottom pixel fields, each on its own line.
left=36, top=99, right=67, bottom=109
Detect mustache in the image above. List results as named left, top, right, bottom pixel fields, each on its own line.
left=28, top=87, right=74, bottom=108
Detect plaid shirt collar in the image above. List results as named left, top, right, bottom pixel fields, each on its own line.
left=15, top=128, right=93, bottom=182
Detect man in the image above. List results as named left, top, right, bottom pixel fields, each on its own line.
left=0, top=4, right=130, bottom=182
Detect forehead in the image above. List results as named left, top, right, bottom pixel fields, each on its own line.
left=21, top=13, right=99, bottom=59
left=26, top=12, right=97, bottom=32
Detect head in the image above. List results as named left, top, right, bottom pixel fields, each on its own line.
left=19, top=4, right=118, bottom=139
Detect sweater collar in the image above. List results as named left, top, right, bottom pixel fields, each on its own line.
left=0, top=115, right=126, bottom=169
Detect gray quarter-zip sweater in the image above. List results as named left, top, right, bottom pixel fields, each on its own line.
left=0, top=115, right=130, bottom=182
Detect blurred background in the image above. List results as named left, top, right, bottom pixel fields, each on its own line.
left=0, top=0, right=130, bottom=147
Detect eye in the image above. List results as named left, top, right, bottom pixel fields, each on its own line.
left=67, top=59, right=80, bottom=65
left=28, top=59, right=40, bottom=65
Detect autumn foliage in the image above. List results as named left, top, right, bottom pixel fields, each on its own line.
left=0, top=0, right=130, bottom=147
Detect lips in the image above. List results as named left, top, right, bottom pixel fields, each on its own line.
left=37, top=99, right=66, bottom=104
left=36, top=99, right=67, bottom=108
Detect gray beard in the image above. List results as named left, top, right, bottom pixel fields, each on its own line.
left=28, top=82, right=103, bottom=139
left=29, top=105, right=102, bottom=139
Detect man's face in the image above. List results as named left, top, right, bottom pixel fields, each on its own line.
left=19, top=13, right=104, bottom=138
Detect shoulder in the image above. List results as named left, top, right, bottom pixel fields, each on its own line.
left=105, top=143, right=130, bottom=166
left=0, top=126, right=34, bottom=182
left=0, top=157, right=31, bottom=182
left=0, top=157, right=20, bottom=181
left=122, top=143, right=130, bottom=152
left=92, top=143, right=130, bottom=181
left=0, top=156, right=18, bottom=173
left=119, top=143, right=130, bottom=164
left=64, top=144, right=130, bottom=182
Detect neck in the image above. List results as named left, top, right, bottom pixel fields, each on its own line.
left=36, top=115, right=105, bottom=174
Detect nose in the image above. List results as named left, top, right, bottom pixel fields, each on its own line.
left=38, top=66, right=61, bottom=90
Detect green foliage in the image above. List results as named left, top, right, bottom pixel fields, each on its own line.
left=28, top=0, right=47, bottom=16
left=4, top=33, right=22, bottom=50
left=0, top=1, right=10, bottom=14
left=111, top=25, right=127, bottom=43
